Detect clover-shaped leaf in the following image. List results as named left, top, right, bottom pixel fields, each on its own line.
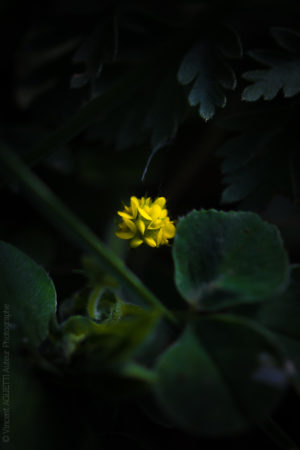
left=173, top=210, right=289, bottom=310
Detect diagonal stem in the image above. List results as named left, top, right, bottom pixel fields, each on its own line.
left=0, top=146, right=176, bottom=324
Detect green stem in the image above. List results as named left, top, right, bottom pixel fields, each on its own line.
left=122, top=362, right=157, bottom=384
left=0, top=147, right=176, bottom=323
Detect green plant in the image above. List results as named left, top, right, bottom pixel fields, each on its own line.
left=0, top=2, right=300, bottom=449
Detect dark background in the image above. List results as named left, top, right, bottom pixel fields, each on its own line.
left=0, top=1, right=299, bottom=449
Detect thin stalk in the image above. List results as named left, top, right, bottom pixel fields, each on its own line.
left=122, top=362, right=157, bottom=384
left=259, top=417, right=299, bottom=450
left=0, top=147, right=176, bottom=324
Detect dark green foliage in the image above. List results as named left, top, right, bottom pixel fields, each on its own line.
left=173, top=210, right=289, bottom=309
left=51, top=273, right=163, bottom=368
left=1, top=2, right=300, bottom=449
left=217, top=104, right=300, bottom=208
left=59, top=307, right=160, bottom=366
left=178, top=25, right=241, bottom=120
left=0, top=241, right=57, bottom=347
left=254, top=267, right=300, bottom=391
left=242, top=28, right=300, bottom=101
left=89, top=63, right=187, bottom=156
left=155, top=316, right=287, bottom=436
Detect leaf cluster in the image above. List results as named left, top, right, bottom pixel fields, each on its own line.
left=1, top=2, right=300, bottom=449
left=2, top=209, right=299, bottom=444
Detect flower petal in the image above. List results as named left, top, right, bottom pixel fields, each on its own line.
left=161, top=209, right=168, bottom=218
left=154, top=197, right=166, bottom=208
left=115, top=231, right=135, bottom=240
left=144, top=237, right=157, bottom=247
left=148, top=219, right=161, bottom=230
left=138, top=207, right=152, bottom=221
left=118, top=211, right=133, bottom=220
left=130, top=196, right=139, bottom=218
left=156, top=228, right=163, bottom=245
left=137, top=219, right=146, bottom=235
left=150, top=204, right=162, bottom=220
left=164, top=222, right=176, bottom=238
left=124, top=219, right=136, bottom=233
left=116, top=195, right=175, bottom=248
left=130, top=237, right=143, bottom=248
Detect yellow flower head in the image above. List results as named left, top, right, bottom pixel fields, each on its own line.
left=115, top=196, right=176, bottom=248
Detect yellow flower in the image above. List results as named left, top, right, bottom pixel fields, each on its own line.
left=115, top=196, right=176, bottom=248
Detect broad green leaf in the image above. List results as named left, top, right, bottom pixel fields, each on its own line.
left=0, top=241, right=57, bottom=347
left=173, top=210, right=289, bottom=309
left=155, top=315, right=287, bottom=437
left=178, top=25, right=241, bottom=121
left=242, top=28, right=300, bottom=101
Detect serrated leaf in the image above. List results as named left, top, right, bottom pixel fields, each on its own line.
left=0, top=241, right=57, bottom=347
left=173, top=210, right=289, bottom=309
left=242, top=43, right=300, bottom=101
left=144, top=70, right=187, bottom=149
left=216, top=106, right=297, bottom=207
left=86, top=63, right=187, bottom=172
left=220, top=138, right=289, bottom=205
left=141, top=73, right=187, bottom=179
left=217, top=129, right=279, bottom=174
left=221, top=160, right=268, bottom=203
left=178, top=25, right=241, bottom=120
left=155, top=315, right=287, bottom=436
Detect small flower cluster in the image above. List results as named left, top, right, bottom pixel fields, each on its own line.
left=115, top=196, right=176, bottom=248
